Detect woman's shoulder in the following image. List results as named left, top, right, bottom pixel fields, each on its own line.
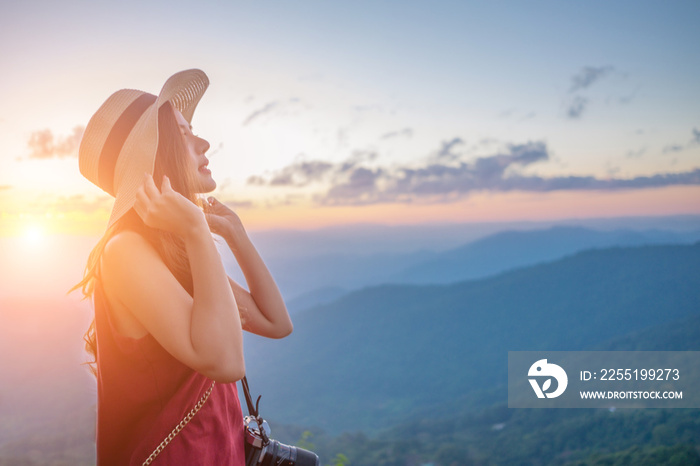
left=103, top=229, right=155, bottom=261
left=101, top=229, right=163, bottom=285
left=99, top=230, right=158, bottom=339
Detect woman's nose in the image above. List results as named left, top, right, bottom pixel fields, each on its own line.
left=196, top=136, right=210, bottom=154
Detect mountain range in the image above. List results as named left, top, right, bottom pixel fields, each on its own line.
left=243, top=241, right=700, bottom=434
left=225, top=225, right=700, bottom=312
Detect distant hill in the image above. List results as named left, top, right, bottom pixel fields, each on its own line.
left=286, top=286, right=349, bottom=314
left=243, top=242, right=700, bottom=433
left=385, top=310, right=700, bottom=427
left=305, top=400, right=700, bottom=465
left=275, top=310, right=700, bottom=465
left=595, top=312, right=700, bottom=351
left=259, top=249, right=433, bottom=304
left=392, top=225, right=700, bottom=285
left=225, top=225, right=700, bottom=308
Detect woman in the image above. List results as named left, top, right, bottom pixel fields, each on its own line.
left=74, top=69, right=292, bottom=465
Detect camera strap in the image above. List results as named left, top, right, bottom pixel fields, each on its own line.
left=240, top=376, right=270, bottom=445
left=240, top=376, right=261, bottom=418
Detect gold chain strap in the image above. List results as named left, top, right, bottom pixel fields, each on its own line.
left=142, top=381, right=216, bottom=466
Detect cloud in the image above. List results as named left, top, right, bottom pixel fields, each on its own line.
left=569, top=66, right=614, bottom=93
left=242, top=101, right=280, bottom=126
left=338, top=150, right=378, bottom=173
left=248, top=139, right=700, bottom=206
left=242, top=98, right=301, bottom=126
left=380, top=128, right=413, bottom=140
left=248, top=150, right=378, bottom=188
left=324, top=166, right=385, bottom=203
left=566, top=96, right=589, bottom=119
left=626, top=148, right=646, bottom=159
left=27, top=126, right=84, bottom=159
left=248, top=160, right=335, bottom=187
left=359, top=141, right=549, bottom=204
left=432, top=137, right=465, bottom=161
left=663, top=144, right=684, bottom=154
left=661, top=128, right=700, bottom=154
left=564, top=65, right=621, bottom=120
left=493, top=169, right=700, bottom=193
left=0, top=185, right=11, bottom=191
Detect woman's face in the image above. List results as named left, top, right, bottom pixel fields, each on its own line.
left=174, top=109, right=215, bottom=193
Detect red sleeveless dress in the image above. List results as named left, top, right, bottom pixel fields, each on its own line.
left=93, top=281, right=246, bottom=465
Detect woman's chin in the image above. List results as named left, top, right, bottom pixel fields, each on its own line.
left=197, top=177, right=217, bottom=193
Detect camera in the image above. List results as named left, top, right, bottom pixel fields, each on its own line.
left=244, top=415, right=320, bottom=466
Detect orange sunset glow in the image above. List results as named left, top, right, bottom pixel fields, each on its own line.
left=1, top=185, right=699, bottom=236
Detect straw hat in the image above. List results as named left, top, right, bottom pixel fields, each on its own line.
left=79, top=69, right=209, bottom=228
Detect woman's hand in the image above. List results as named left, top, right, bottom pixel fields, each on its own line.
left=134, top=173, right=207, bottom=239
left=204, top=197, right=244, bottom=240
left=204, top=197, right=293, bottom=339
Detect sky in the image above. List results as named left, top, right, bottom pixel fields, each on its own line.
left=0, top=0, right=699, bottom=237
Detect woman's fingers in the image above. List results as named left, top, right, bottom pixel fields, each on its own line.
left=142, top=173, right=160, bottom=199
left=133, top=173, right=161, bottom=224
left=161, top=175, right=173, bottom=193
left=203, top=199, right=227, bottom=234
left=206, top=197, right=230, bottom=215
left=133, top=173, right=208, bottom=236
left=204, top=212, right=220, bottom=227
left=134, top=179, right=148, bottom=216
left=203, top=197, right=217, bottom=213
left=133, top=189, right=147, bottom=220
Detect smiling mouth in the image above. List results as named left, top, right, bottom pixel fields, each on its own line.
left=199, top=162, right=211, bottom=175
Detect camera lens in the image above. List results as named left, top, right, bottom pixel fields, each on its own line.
left=294, top=447, right=321, bottom=466
left=261, top=440, right=320, bottom=466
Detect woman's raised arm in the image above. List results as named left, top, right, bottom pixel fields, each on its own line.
left=101, top=175, right=245, bottom=382
left=205, top=197, right=293, bottom=339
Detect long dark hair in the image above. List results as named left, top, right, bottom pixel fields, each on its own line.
left=72, top=101, right=204, bottom=375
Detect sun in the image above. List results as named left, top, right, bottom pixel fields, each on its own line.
left=22, top=224, right=45, bottom=247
